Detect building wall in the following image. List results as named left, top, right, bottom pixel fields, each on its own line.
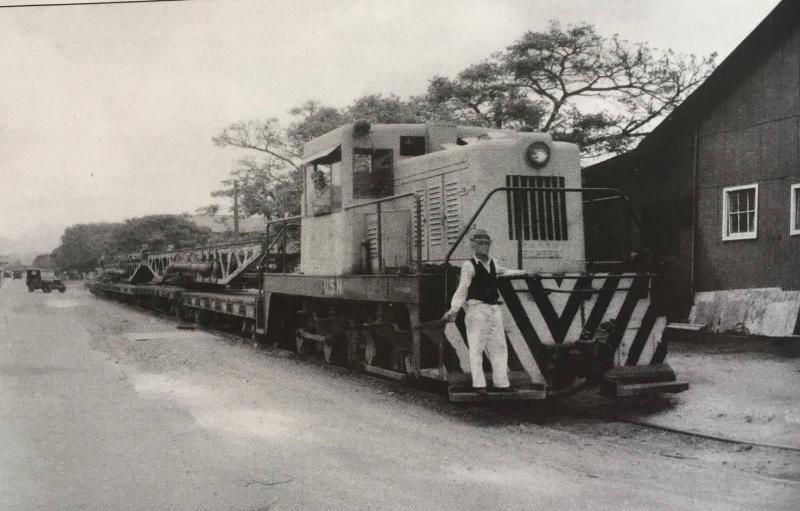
left=584, top=23, right=800, bottom=321
left=694, top=27, right=800, bottom=292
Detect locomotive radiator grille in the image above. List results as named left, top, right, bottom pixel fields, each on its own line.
left=506, top=175, right=568, bottom=241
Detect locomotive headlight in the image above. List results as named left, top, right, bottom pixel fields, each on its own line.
left=525, top=141, right=550, bottom=168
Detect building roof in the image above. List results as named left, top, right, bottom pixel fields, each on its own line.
left=640, top=0, right=798, bottom=149
left=585, top=0, right=798, bottom=176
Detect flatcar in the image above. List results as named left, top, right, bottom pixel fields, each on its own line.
left=88, top=121, right=687, bottom=402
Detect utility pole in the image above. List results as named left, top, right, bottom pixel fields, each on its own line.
left=233, top=180, right=240, bottom=242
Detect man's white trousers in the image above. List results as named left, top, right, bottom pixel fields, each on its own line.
left=464, top=301, right=510, bottom=388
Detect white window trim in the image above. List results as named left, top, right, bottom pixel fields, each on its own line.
left=722, top=183, right=758, bottom=241
left=791, top=183, right=800, bottom=236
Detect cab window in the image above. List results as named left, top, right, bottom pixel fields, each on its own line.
left=306, top=148, right=342, bottom=217
left=353, top=148, right=393, bottom=199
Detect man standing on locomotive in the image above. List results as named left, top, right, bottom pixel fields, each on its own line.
left=443, top=229, right=524, bottom=395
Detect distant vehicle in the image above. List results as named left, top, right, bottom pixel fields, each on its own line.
left=13, top=271, right=22, bottom=280
left=3, top=271, right=10, bottom=278
left=26, top=269, right=66, bottom=293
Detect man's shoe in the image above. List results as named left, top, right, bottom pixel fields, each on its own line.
left=471, top=387, right=489, bottom=396
left=492, top=386, right=516, bottom=393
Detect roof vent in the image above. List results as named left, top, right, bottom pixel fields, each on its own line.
left=353, top=120, right=371, bottom=138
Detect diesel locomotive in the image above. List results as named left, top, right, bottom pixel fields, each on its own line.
left=88, top=122, right=687, bottom=402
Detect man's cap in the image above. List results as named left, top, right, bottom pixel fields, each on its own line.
left=470, top=229, right=491, bottom=242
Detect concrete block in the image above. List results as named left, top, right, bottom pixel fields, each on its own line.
left=689, top=288, right=800, bottom=337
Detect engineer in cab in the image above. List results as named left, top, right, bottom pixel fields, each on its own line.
left=311, top=169, right=332, bottom=216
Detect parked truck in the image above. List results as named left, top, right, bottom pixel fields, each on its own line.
left=26, top=269, right=66, bottom=293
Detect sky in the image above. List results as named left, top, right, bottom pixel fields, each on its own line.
left=0, top=0, right=783, bottom=242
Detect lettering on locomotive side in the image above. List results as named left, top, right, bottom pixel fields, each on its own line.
left=322, top=277, right=343, bottom=296
left=523, top=249, right=562, bottom=259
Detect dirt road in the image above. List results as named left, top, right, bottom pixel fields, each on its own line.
left=1, top=281, right=797, bottom=510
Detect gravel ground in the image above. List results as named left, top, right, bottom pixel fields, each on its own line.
left=558, top=334, right=800, bottom=451
left=2, top=281, right=798, bottom=510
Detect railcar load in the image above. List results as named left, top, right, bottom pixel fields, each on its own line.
left=87, top=121, right=688, bottom=402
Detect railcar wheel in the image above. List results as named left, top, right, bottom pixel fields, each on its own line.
left=364, top=334, right=377, bottom=367
left=323, top=343, right=334, bottom=364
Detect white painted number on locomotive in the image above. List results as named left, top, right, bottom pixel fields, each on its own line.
left=323, top=278, right=342, bottom=296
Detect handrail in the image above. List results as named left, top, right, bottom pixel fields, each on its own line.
left=343, top=192, right=419, bottom=211
left=441, top=185, right=635, bottom=305
left=345, top=192, right=423, bottom=274
left=264, top=216, right=302, bottom=274
left=264, top=215, right=303, bottom=228
left=443, top=186, right=635, bottom=269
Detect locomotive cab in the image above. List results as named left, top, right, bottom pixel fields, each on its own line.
left=299, top=122, right=584, bottom=276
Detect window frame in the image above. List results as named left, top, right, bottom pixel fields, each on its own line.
left=352, top=147, right=394, bottom=200
left=399, top=136, right=426, bottom=157
left=721, top=183, right=758, bottom=241
left=791, top=183, right=800, bottom=236
left=304, top=146, right=342, bottom=217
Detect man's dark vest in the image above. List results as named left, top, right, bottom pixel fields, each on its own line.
left=467, top=258, right=500, bottom=304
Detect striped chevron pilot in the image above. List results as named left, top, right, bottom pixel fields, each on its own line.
left=443, top=272, right=667, bottom=390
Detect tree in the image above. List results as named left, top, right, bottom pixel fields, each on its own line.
left=209, top=95, right=423, bottom=219
left=53, top=222, right=119, bottom=272
left=426, top=21, right=716, bottom=156
left=110, top=215, right=212, bottom=254
left=427, top=62, right=545, bottom=129
left=50, top=216, right=213, bottom=271
left=32, top=253, right=56, bottom=269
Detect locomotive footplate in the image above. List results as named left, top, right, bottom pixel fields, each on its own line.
left=446, top=371, right=547, bottom=402
left=599, top=363, right=689, bottom=398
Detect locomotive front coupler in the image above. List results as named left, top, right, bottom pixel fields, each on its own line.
left=541, top=321, right=617, bottom=389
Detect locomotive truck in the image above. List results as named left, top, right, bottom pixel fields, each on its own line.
left=87, top=122, right=687, bottom=402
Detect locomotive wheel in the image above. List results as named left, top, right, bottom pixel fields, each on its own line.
left=58, top=288, right=65, bottom=293
left=404, top=353, right=418, bottom=378
left=364, top=334, right=377, bottom=366
left=323, top=342, right=334, bottom=364
left=345, top=329, right=360, bottom=368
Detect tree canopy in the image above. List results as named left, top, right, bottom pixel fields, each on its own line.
left=110, top=215, right=212, bottom=254
left=52, top=223, right=118, bottom=272
left=428, top=22, right=716, bottom=156
left=51, top=215, right=212, bottom=272
left=207, top=21, right=715, bottom=217
left=208, top=95, right=424, bottom=219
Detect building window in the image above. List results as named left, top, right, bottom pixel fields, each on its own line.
left=400, top=136, right=426, bottom=157
left=791, top=184, right=800, bottom=236
left=722, top=183, right=758, bottom=241
left=353, top=148, right=393, bottom=199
